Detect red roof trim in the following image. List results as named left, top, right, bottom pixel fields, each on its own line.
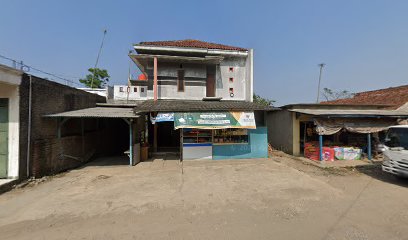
left=138, top=39, right=248, bottom=51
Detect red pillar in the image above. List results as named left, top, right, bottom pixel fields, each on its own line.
left=154, top=57, right=158, bottom=101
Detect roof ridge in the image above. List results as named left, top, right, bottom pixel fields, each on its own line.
left=138, top=39, right=248, bottom=51
left=355, top=84, right=408, bottom=95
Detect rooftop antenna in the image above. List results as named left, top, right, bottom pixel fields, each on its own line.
left=316, top=63, right=325, bottom=103
left=90, top=29, right=107, bottom=88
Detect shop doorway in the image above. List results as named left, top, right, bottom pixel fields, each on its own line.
left=156, top=122, right=180, bottom=153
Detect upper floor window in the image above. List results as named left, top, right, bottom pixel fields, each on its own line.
left=229, top=77, right=234, bottom=83
left=141, top=87, right=145, bottom=93
left=177, top=70, right=185, bottom=92
left=119, top=87, right=124, bottom=92
left=134, top=87, right=138, bottom=92
left=229, top=67, right=234, bottom=72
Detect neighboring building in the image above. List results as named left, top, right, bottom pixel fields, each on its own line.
left=321, top=84, right=408, bottom=109
left=0, top=64, right=114, bottom=187
left=267, top=85, right=408, bottom=161
left=77, top=88, right=107, bottom=97
left=111, top=84, right=148, bottom=101
left=0, top=65, right=23, bottom=181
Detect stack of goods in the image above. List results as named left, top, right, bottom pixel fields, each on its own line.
left=334, top=147, right=362, bottom=160
left=322, top=147, right=335, bottom=161
left=304, top=142, right=335, bottom=161
left=304, top=142, right=320, bottom=161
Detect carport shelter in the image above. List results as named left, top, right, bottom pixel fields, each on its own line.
left=45, top=107, right=140, bottom=166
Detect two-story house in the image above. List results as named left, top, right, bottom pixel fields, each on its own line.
left=121, top=39, right=274, bottom=160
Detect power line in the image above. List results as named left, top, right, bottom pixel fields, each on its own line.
left=0, top=53, right=82, bottom=87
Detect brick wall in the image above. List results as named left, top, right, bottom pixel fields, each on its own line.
left=19, top=74, right=108, bottom=178
left=31, top=131, right=102, bottom=176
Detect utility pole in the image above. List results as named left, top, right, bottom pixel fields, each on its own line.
left=316, top=63, right=325, bottom=103
left=126, top=50, right=132, bottom=104
left=90, top=29, right=107, bottom=88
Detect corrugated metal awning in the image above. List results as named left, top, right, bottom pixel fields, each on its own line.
left=134, top=100, right=278, bottom=112
left=44, top=107, right=140, bottom=119
left=289, top=109, right=408, bottom=117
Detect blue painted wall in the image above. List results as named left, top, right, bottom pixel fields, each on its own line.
left=212, top=127, right=268, bottom=160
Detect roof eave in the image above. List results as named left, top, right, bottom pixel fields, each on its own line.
left=133, top=44, right=248, bottom=56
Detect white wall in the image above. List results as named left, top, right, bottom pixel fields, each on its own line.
left=0, top=82, right=20, bottom=178
left=0, top=67, right=21, bottom=85
left=157, top=85, right=206, bottom=100
left=216, top=56, right=248, bottom=101
left=113, top=85, right=148, bottom=100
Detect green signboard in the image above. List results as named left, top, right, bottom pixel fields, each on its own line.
left=174, top=112, right=256, bottom=129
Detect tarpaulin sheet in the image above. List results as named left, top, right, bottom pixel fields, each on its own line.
left=314, top=118, right=397, bottom=135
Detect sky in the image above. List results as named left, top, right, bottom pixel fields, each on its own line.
left=1, top=0, right=408, bottom=106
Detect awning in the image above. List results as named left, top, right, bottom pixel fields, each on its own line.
left=44, top=107, right=140, bottom=119
left=134, top=99, right=277, bottom=112
left=150, top=112, right=174, bottom=124
left=174, top=112, right=256, bottom=129
left=314, top=118, right=397, bottom=135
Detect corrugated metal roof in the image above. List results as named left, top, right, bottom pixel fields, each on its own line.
left=289, top=108, right=408, bottom=117
left=134, top=100, right=278, bottom=112
left=45, top=107, right=140, bottom=118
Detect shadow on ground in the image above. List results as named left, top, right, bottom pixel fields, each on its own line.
left=83, top=156, right=130, bottom=167
left=83, top=153, right=181, bottom=167
left=354, top=162, right=408, bottom=187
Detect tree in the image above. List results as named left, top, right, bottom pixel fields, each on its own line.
left=253, top=93, right=275, bottom=106
left=321, top=88, right=355, bottom=101
left=79, top=68, right=110, bottom=88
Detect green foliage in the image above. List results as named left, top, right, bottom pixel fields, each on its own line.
left=321, top=88, right=355, bottom=101
left=253, top=93, right=275, bottom=106
left=79, top=68, right=110, bottom=88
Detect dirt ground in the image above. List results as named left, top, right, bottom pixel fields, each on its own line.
left=0, top=154, right=408, bottom=240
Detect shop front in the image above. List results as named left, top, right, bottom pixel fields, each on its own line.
left=176, top=111, right=267, bottom=160
left=151, top=111, right=268, bottom=160
left=301, top=117, right=397, bottom=161
left=138, top=99, right=274, bottom=161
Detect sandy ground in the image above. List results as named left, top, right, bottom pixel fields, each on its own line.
left=0, top=155, right=408, bottom=240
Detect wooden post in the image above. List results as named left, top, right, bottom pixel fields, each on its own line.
left=367, top=133, right=372, bottom=161
left=129, top=119, right=134, bottom=166
left=81, top=118, right=85, bottom=154
left=153, top=123, right=158, bottom=152
left=154, top=57, right=158, bottom=101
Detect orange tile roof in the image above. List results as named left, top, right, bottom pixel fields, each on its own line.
left=322, top=85, right=408, bottom=109
left=138, top=39, right=247, bottom=51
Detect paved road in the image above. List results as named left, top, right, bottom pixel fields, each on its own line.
left=0, top=156, right=407, bottom=240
